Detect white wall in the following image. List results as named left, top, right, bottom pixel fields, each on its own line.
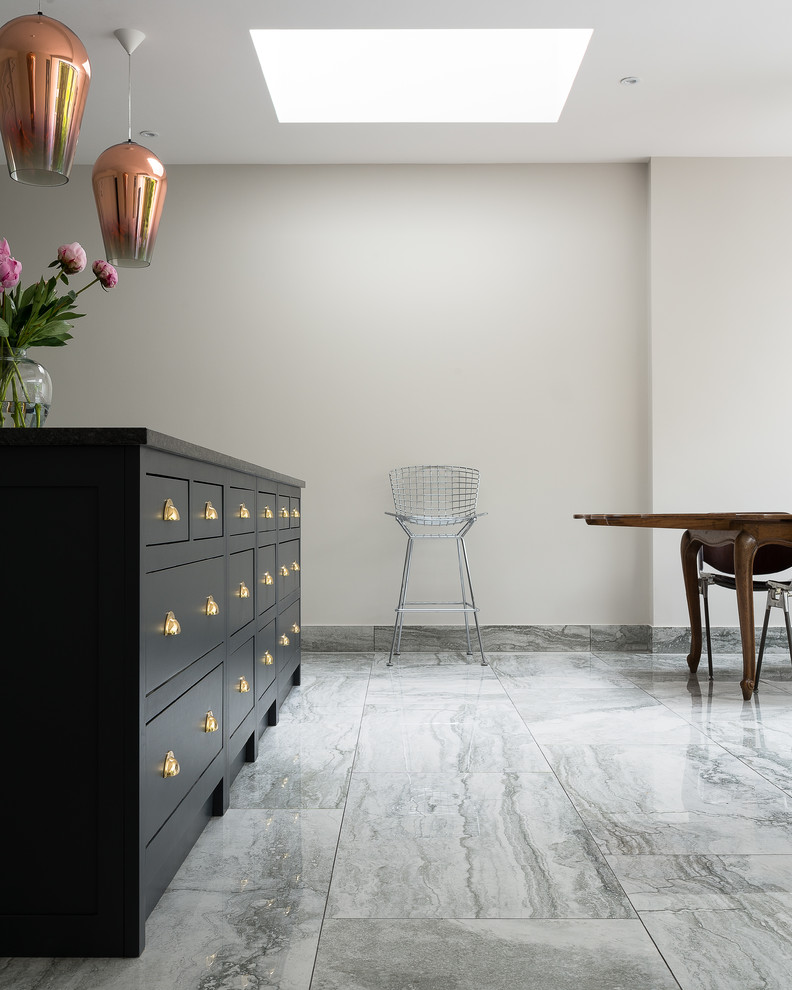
left=0, top=163, right=650, bottom=625
left=649, top=157, right=792, bottom=626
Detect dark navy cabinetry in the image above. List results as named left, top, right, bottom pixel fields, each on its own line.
left=0, top=429, right=304, bottom=958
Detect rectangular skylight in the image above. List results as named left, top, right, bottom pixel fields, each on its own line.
left=250, top=28, right=593, bottom=123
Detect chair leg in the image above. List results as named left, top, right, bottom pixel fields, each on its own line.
left=783, top=593, right=792, bottom=671
left=460, top=537, right=487, bottom=666
left=388, top=536, right=414, bottom=666
left=701, top=581, right=714, bottom=679
left=456, top=537, right=473, bottom=655
left=755, top=594, right=774, bottom=690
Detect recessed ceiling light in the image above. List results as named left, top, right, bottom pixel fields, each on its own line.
left=139, top=130, right=159, bottom=138
left=250, top=28, right=593, bottom=123
left=620, top=76, right=640, bottom=86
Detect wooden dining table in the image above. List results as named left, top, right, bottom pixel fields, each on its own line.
left=574, top=512, right=792, bottom=700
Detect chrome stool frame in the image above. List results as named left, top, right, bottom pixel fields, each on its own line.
left=386, top=465, right=486, bottom=666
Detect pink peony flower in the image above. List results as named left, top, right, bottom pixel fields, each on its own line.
left=57, top=241, right=87, bottom=275
left=92, top=259, right=118, bottom=290
left=0, top=255, right=22, bottom=290
left=0, top=237, right=11, bottom=260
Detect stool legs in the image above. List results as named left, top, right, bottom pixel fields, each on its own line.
left=387, top=536, right=415, bottom=666
left=755, top=585, right=792, bottom=689
left=460, top=536, right=487, bottom=666
left=387, top=533, right=486, bottom=667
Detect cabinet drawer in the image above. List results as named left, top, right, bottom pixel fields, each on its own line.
left=144, top=556, right=225, bottom=692
left=278, top=601, right=301, bottom=663
left=258, top=490, right=277, bottom=533
left=279, top=539, right=301, bottom=599
left=258, top=617, right=277, bottom=697
left=290, top=496, right=301, bottom=528
left=228, top=636, right=255, bottom=733
left=143, top=475, right=189, bottom=545
left=192, top=482, right=223, bottom=541
left=228, top=548, right=255, bottom=634
left=258, top=544, right=277, bottom=614
left=277, top=492, right=291, bottom=530
left=143, top=664, right=223, bottom=843
left=228, top=486, right=255, bottom=536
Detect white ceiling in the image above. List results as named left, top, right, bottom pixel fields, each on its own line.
left=4, top=0, right=792, bottom=166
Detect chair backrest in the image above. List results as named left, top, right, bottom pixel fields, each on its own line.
left=702, top=542, right=792, bottom=576
left=389, top=465, right=480, bottom=518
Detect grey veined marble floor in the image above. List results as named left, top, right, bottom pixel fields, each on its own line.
left=6, top=650, right=792, bottom=990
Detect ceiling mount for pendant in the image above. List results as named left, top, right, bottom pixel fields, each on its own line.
left=0, top=12, right=91, bottom=185
left=92, top=27, right=167, bottom=269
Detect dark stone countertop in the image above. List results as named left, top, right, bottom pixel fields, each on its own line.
left=0, top=427, right=305, bottom=488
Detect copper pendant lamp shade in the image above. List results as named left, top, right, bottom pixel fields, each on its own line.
left=92, top=140, right=166, bottom=268
left=92, top=29, right=166, bottom=268
left=0, top=13, right=91, bottom=186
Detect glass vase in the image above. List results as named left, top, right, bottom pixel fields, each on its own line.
left=0, top=348, right=52, bottom=427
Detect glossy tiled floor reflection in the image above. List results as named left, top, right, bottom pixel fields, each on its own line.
left=5, top=650, right=792, bottom=989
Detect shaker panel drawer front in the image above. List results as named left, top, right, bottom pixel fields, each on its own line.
left=228, top=549, right=255, bottom=634
left=258, top=544, right=277, bottom=615
left=192, top=482, right=223, bottom=541
left=144, top=556, right=225, bottom=692
left=228, top=487, right=255, bottom=537
left=277, top=601, right=301, bottom=664
left=289, top=497, right=301, bottom=528
left=227, top=637, right=255, bottom=733
left=143, top=664, right=223, bottom=843
left=279, top=539, right=301, bottom=599
left=258, top=490, right=277, bottom=533
left=277, top=493, right=291, bottom=530
left=258, top=617, right=277, bottom=697
left=143, top=475, right=189, bottom=545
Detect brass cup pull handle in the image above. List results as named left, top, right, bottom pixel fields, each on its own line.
left=239, top=581, right=250, bottom=599
left=239, top=676, right=250, bottom=693
left=291, top=561, right=300, bottom=572
left=262, top=571, right=274, bottom=586
left=163, top=498, right=180, bottom=522
left=263, top=506, right=274, bottom=519
left=206, top=595, right=220, bottom=616
left=205, top=711, right=219, bottom=733
left=164, top=611, right=181, bottom=636
left=239, top=503, right=251, bottom=519
left=291, top=508, right=300, bottom=519
left=163, top=751, right=180, bottom=777
left=279, top=566, right=289, bottom=577
left=279, top=507, right=290, bottom=519
left=279, top=634, right=290, bottom=647
left=262, top=651, right=274, bottom=665
left=205, top=501, right=218, bottom=521
left=291, top=623, right=300, bottom=634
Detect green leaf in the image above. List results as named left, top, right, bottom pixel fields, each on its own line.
left=31, top=336, right=71, bottom=347
left=0, top=317, right=8, bottom=338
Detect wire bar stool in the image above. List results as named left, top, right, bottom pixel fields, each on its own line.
left=386, top=465, right=486, bottom=666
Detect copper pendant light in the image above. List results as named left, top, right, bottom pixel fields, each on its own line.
left=92, top=29, right=166, bottom=268
left=0, top=11, right=91, bottom=186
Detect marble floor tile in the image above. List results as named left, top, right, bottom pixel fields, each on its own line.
left=365, top=657, right=508, bottom=707
left=522, top=699, right=710, bottom=746
left=543, top=742, right=792, bottom=854
left=354, top=703, right=550, bottom=773
left=8, top=650, right=792, bottom=990
left=490, top=652, right=627, bottom=691
left=280, top=661, right=372, bottom=713
left=605, top=853, right=792, bottom=910
left=500, top=684, right=664, bottom=725
left=326, top=771, right=634, bottom=920
left=229, top=711, right=361, bottom=809
left=310, top=919, right=679, bottom=990
left=594, top=651, right=692, bottom=671
left=638, top=895, right=792, bottom=990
